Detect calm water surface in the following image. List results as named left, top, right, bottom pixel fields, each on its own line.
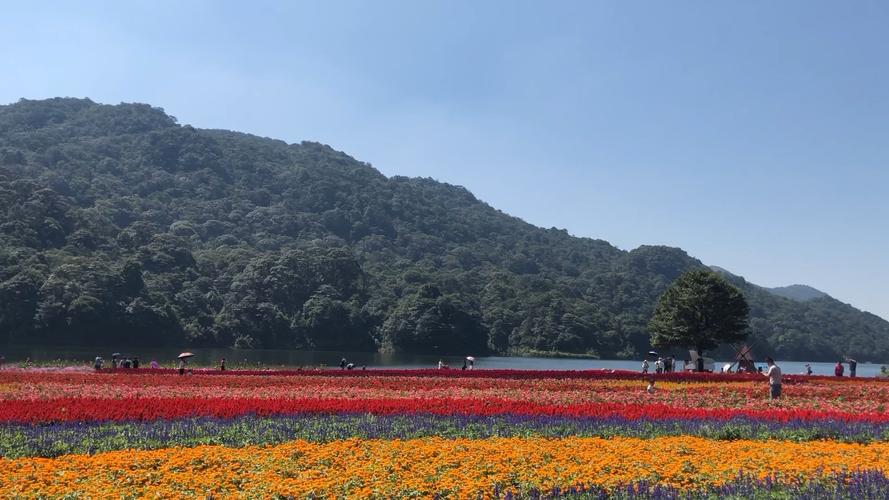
left=2, top=346, right=884, bottom=377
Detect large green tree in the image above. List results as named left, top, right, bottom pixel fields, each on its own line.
left=649, top=270, right=750, bottom=371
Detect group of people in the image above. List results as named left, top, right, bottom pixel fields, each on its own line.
left=643, top=356, right=862, bottom=401
left=804, top=358, right=857, bottom=377
left=339, top=358, right=366, bottom=370
left=178, top=356, right=226, bottom=374
left=438, top=357, right=474, bottom=370
left=94, top=354, right=178, bottom=372
left=95, top=355, right=160, bottom=370
left=641, top=356, right=676, bottom=374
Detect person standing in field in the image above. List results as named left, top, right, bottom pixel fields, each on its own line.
left=763, top=357, right=782, bottom=399
left=847, top=358, right=857, bottom=378
left=641, top=359, right=649, bottom=374
left=835, top=361, right=844, bottom=377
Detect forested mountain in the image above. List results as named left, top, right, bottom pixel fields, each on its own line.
left=766, top=284, right=828, bottom=302
left=1, top=98, right=887, bottom=361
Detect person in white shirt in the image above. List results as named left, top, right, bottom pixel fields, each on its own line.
left=641, top=359, right=649, bottom=374
left=763, top=357, right=782, bottom=399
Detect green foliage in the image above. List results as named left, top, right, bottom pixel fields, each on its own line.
left=0, top=98, right=887, bottom=360
left=648, top=270, right=750, bottom=361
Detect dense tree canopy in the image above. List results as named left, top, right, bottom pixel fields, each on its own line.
left=649, top=270, right=750, bottom=370
left=0, top=98, right=887, bottom=361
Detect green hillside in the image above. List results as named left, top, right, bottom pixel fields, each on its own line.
left=766, top=284, right=828, bottom=302
left=1, top=98, right=886, bottom=361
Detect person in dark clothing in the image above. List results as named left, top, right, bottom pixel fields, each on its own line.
left=847, top=358, right=857, bottom=378
left=340, top=358, right=347, bottom=370
left=462, top=360, right=468, bottom=370
left=220, top=357, right=226, bottom=371
left=132, top=357, right=139, bottom=369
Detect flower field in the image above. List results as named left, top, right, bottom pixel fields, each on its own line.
left=1, top=368, right=888, bottom=497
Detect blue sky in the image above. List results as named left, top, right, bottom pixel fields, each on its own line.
left=2, top=1, right=887, bottom=320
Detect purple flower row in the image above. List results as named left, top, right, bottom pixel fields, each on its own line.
left=495, top=470, right=889, bottom=499
left=2, top=413, right=887, bottom=458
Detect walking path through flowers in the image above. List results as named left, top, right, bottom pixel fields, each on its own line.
left=1, top=367, right=887, bottom=497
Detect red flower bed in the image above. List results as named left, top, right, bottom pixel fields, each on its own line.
left=5, top=371, right=887, bottom=415
left=3, top=397, right=887, bottom=424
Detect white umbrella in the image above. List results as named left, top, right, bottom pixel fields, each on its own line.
left=178, top=352, right=195, bottom=359
left=466, top=356, right=475, bottom=361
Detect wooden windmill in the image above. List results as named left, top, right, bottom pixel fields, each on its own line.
left=733, top=344, right=756, bottom=373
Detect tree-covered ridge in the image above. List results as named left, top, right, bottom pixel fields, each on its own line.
left=0, top=98, right=886, bottom=361
left=766, top=284, right=828, bottom=302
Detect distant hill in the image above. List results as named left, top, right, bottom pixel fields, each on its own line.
left=709, top=266, right=830, bottom=302
left=1, top=98, right=887, bottom=362
left=765, top=284, right=829, bottom=302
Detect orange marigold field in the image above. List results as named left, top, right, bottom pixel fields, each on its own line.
left=2, top=436, right=888, bottom=498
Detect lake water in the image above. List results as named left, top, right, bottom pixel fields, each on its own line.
left=1, top=346, right=883, bottom=377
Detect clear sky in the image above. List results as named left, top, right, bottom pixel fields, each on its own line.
left=2, top=1, right=887, bottom=320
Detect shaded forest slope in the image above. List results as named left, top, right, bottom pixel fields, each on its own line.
left=1, top=98, right=886, bottom=361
